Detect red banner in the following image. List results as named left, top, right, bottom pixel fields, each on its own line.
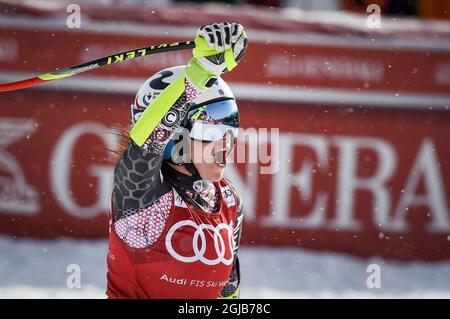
left=1, top=27, right=449, bottom=95
left=0, top=90, right=449, bottom=260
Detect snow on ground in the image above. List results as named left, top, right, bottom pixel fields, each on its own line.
left=0, top=235, right=449, bottom=299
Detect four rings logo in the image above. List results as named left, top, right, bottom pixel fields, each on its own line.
left=165, top=220, right=235, bottom=266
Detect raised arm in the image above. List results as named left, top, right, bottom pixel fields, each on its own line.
left=111, top=75, right=203, bottom=221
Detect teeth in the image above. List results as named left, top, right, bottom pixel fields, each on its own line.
left=214, top=150, right=226, bottom=165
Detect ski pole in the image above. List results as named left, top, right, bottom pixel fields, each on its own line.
left=0, top=40, right=195, bottom=92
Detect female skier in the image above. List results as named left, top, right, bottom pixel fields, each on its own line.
left=106, top=22, right=248, bottom=299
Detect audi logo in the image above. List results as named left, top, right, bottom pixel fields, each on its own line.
left=165, top=220, right=234, bottom=266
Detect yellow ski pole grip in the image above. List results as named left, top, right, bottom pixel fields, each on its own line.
left=193, top=35, right=237, bottom=71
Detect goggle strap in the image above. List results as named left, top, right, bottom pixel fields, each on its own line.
left=191, top=106, right=206, bottom=120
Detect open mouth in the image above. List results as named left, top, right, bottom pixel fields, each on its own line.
left=213, top=150, right=227, bottom=167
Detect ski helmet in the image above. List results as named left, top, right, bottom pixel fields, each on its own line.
left=130, top=65, right=239, bottom=163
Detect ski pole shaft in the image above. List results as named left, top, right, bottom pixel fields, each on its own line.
left=0, top=40, right=195, bottom=92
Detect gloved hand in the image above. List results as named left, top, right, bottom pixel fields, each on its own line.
left=185, top=22, right=248, bottom=90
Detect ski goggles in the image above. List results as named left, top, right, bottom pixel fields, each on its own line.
left=186, top=98, right=239, bottom=142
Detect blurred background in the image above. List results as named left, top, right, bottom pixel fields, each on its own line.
left=0, top=0, right=449, bottom=298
